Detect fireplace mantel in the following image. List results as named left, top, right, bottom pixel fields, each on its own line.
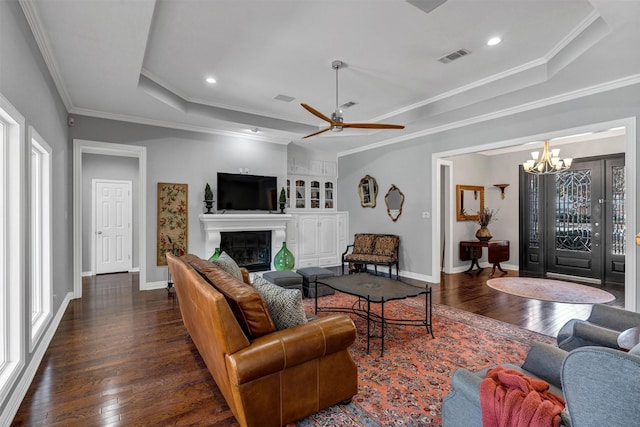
left=199, top=214, right=293, bottom=270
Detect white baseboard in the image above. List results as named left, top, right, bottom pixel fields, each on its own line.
left=0, top=292, right=73, bottom=426
left=130, top=267, right=140, bottom=273
left=398, top=270, right=437, bottom=284
left=142, top=280, right=169, bottom=291
left=81, top=270, right=93, bottom=277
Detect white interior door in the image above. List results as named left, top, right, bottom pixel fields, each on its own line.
left=94, top=180, right=132, bottom=274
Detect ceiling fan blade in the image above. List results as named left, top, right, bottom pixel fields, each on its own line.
left=302, top=127, right=332, bottom=139
left=342, top=123, right=405, bottom=130
left=301, top=103, right=333, bottom=124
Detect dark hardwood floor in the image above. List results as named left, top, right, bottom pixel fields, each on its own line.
left=12, top=269, right=624, bottom=425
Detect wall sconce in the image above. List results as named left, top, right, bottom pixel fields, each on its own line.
left=494, top=184, right=510, bottom=199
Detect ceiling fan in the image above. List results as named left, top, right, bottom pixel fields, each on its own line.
left=301, top=60, right=405, bottom=139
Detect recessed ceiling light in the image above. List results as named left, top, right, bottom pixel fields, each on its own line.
left=487, top=37, right=502, bottom=46
left=205, top=77, right=216, bottom=84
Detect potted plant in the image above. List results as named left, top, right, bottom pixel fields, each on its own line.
left=279, top=187, right=287, bottom=213
left=204, top=183, right=214, bottom=214
left=475, top=207, right=497, bottom=241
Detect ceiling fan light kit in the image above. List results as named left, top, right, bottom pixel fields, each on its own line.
left=301, top=60, right=405, bottom=139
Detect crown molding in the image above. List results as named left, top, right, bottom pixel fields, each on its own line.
left=68, top=107, right=291, bottom=145
left=339, top=73, right=640, bottom=157
left=19, top=0, right=73, bottom=111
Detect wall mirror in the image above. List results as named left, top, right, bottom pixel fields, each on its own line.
left=385, top=184, right=405, bottom=222
left=358, top=175, right=378, bottom=208
left=456, top=184, right=484, bottom=221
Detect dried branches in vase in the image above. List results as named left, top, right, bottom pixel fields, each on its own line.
left=476, top=208, right=498, bottom=241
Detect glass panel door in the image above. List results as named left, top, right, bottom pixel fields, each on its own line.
left=545, top=159, right=602, bottom=279
left=310, top=180, right=320, bottom=209
left=324, top=181, right=334, bottom=209
left=295, top=179, right=306, bottom=209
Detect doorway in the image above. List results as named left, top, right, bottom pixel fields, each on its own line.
left=93, top=179, right=132, bottom=274
left=431, top=118, right=637, bottom=311
left=73, top=140, right=147, bottom=299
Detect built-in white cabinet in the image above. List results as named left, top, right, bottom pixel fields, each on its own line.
left=287, top=212, right=348, bottom=268
left=286, top=176, right=336, bottom=211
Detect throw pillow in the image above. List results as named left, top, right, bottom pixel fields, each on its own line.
left=210, top=251, right=243, bottom=280
left=353, top=234, right=375, bottom=254
left=252, top=277, right=307, bottom=330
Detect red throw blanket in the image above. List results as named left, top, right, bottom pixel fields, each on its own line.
left=480, top=366, right=565, bottom=427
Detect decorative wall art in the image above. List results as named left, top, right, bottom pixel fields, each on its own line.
left=157, top=182, right=188, bottom=265
left=358, top=175, right=378, bottom=208
left=385, top=184, right=405, bottom=222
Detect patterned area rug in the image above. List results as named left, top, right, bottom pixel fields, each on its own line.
left=486, top=277, right=615, bottom=304
left=292, top=292, right=555, bottom=426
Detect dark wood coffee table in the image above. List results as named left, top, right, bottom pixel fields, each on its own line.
left=315, top=273, right=433, bottom=356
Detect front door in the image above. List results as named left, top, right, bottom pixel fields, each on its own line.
left=520, top=155, right=625, bottom=285
left=94, top=180, right=132, bottom=274
left=545, top=159, right=603, bottom=279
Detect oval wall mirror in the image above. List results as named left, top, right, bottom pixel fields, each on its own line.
left=358, top=175, right=378, bottom=208
left=385, top=184, right=405, bottom=222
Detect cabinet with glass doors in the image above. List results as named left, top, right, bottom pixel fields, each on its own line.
left=287, top=176, right=336, bottom=211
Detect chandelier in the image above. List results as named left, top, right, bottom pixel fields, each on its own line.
left=522, top=140, right=573, bottom=174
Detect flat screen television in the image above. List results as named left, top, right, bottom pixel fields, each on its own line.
left=217, top=172, right=278, bottom=211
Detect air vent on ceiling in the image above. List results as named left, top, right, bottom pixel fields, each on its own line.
left=340, top=101, right=357, bottom=109
left=438, top=48, right=471, bottom=64
left=274, top=94, right=295, bottom=102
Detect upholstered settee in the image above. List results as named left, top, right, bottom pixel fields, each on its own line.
left=556, top=303, right=640, bottom=351
left=167, top=253, right=358, bottom=427
left=442, top=342, right=640, bottom=427
left=342, top=233, right=400, bottom=279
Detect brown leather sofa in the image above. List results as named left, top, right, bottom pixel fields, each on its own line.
left=167, top=253, right=358, bottom=427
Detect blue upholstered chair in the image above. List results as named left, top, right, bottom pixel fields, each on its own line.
left=556, top=303, right=640, bottom=351
left=442, top=342, right=640, bottom=427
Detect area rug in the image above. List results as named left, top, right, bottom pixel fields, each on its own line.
left=291, top=292, right=555, bottom=427
left=486, top=277, right=615, bottom=304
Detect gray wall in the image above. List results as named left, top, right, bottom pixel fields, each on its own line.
left=81, top=153, right=140, bottom=272
left=70, top=117, right=288, bottom=284
left=339, top=82, right=640, bottom=287
left=0, top=0, right=72, bottom=418
left=338, top=139, right=430, bottom=277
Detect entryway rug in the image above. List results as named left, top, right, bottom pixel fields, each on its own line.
left=293, top=293, right=555, bottom=426
left=486, top=277, right=615, bottom=304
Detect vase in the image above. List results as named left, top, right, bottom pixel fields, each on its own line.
left=476, top=226, right=492, bottom=242
left=204, top=200, right=214, bottom=214
left=274, top=242, right=295, bottom=270
left=208, top=247, right=221, bottom=261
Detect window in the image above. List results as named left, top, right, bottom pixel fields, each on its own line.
left=30, top=128, right=52, bottom=350
left=0, top=94, right=25, bottom=403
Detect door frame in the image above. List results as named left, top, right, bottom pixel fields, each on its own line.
left=431, top=117, right=637, bottom=311
left=91, top=179, right=133, bottom=275
left=73, top=139, right=147, bottom=299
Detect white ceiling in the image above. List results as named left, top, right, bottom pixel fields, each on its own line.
left=20, top=0, right=640, bottom=154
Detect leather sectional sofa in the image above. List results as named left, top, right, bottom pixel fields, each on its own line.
left=166, top=253, right=358, bottom=427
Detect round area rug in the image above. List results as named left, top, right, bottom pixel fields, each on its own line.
left=486, top=277, right=615, bottom=304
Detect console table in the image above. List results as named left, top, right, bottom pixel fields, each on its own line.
left=459, top=240, right=509, bottom=277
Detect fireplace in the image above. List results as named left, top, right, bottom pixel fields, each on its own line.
left=220, top=231, right=271, bottom=272
left=199, top=213, right=293, bottom=271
